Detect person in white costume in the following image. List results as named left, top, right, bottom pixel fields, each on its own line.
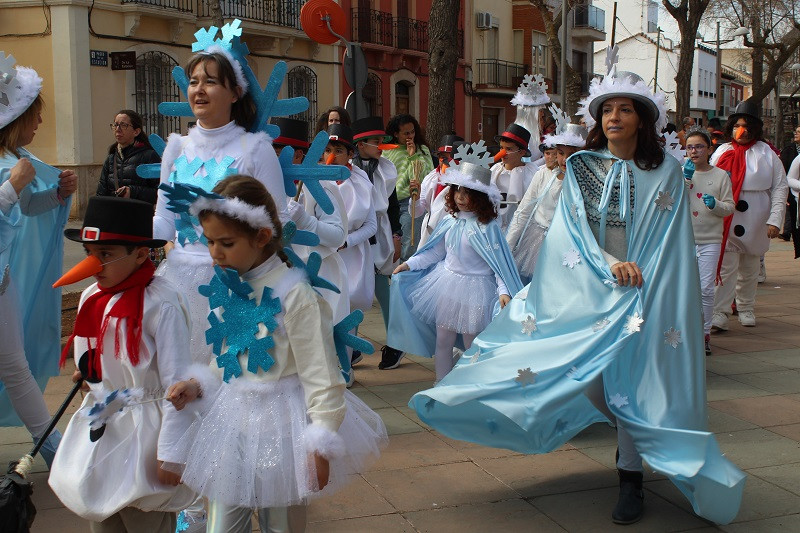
left=509, top=73, right=551, bottom=162
left=164, top=176, right=387, bottom=533
left=49, top=197, right=196, bottom=533
left=710, top=101, right=787, bottom=329
left=490, top=123, right=538, bottom=230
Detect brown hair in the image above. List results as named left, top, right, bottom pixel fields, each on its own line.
left=0, top=94, right=44, bottom=157
left=185, top=53, right=257, bottom=130
left=198, top=175, right=290, bottom=265
left=724, top=114, right=763, bottom=142
left=109, top=109, right=152, bottom=154
left=584, top=99, right=665, bottom=170
left=444, top=185, right=497, bottom=224
left=315, top=106, right=351, bottom=135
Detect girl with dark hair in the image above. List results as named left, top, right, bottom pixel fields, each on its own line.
left=96, top=109, right=161, bottom=204
left=710, top=101, right=788, bottom=330
left=383, top=113, right=433, bottom=259
left=410, top=69, right=746, bottom=527
left=388, top=144, right=522, bottom=383
left=314, top=105, right=350, bottom=134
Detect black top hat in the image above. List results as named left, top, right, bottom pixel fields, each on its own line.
left=351, top=117, right=391, bottom=143
left=326, top=124, right=355, bottom=150
left=729, top=101, right=763, bottom=127
left=65, top=197, right=167, bottom=247
left=495, top=124, right=532, bottom=157
left=437, top=134, right=466, bottom=155
left=271, top=117, right=310, bottom=149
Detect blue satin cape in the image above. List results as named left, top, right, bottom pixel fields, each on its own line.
left=409, top=150, right=745, bottom=524
left=388, top=214, right=523, bottom=357
left=0, top=149, right=70, bottom=426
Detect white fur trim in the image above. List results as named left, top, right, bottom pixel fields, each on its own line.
left=190, top=196, right=276, bottom=232
left=548, top=130, right=587, bottom=149
left=578, top=69, right=668, bottom=133
left=0, top=64, right=42, bottom=130
left=443, top=167, right=503, bottom=208
left=186, top=363, right=222, bottom=415
left=304, top=423, right=346, bottom=459
left=186, top=121, right=247, bottom=151
left=204, top=44, right=249, bottom=94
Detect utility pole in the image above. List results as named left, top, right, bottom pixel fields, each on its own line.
left=610, top=2, right=617, bottom=48
left=654, top=27, right=661, bottom=92
left=560, top=0, right=568, bottom=107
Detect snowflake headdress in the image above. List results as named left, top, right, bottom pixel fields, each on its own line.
left=543, top=103, right=587, bottom=149
left=192, top=20, right=249, bottom=94
left=577, top=45, right=667, bottom=133
left=0, top=52, right=42, bottom=130
left=511, top=73, right=550, bottom=107
left=443, top=141, right=502, bottom=207
left=189, top=192, right=276, bottom=233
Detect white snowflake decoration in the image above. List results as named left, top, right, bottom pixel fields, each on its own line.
left=624, top=312, right=644, bottom=334
left=521, top=315, right=537, bottom=335
left=609, top=393, right=629, bottom=408
left=511, top=73, right=550, bottom=107
left=663, top=131, right=686, bottom=162
left=548, top=103, right=570, bottom=135
left=663, top=327, right=682, bottom=348
left=592, top=317, right=610, bottom=332
left=0, top=53, right=20, bottom=107
left=604, top=45, right=619, bottom=75
left=562, top=248, right=582, bottom=269
left=569, top=201, right=582, bottom=222
left=654, top=190, right=675, bottom=212
left=514, top=287, right=529, bottom=300
left=515, top=367, right=537, bottom=386
left=453, top=140, right=493, bottom=169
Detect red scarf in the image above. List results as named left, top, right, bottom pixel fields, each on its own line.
left=60, top=260, right=156, bottom=380
left=714, top=140, right=756, bottom=283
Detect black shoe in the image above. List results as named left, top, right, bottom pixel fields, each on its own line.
left=705, top=335, right=712, bottom=355
left=779, top=233, right=791, bottom=241
left=351, top=350, right=363, bottom=366
left=612, top=469, right=644, bottom=525
left=378, top=345, right=404, bottom=370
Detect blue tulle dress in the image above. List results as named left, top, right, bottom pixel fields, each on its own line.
left=409, top=149, right=746, bottom=525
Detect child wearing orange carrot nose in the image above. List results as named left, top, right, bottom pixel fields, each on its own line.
left=490, top=123, right=538, bottom=231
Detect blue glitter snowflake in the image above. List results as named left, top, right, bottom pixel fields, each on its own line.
left=200, top=266, right=282, bottom=382
left=159, top=182, right=221, bottom=246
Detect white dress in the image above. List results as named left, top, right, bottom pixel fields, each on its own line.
left=369, top=157, right=399, bottom=275
left=289, top=180, right=350, bottom=324
left=337, top=166, right=377, bottom=312
left=153, top=121, right=286, bottom=364
left=413, top=167, right=450, bottom=247
left=48, top=277, right=197, bottom=521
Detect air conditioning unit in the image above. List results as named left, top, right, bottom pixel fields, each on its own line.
left=476, top=12, right=492, bottom=30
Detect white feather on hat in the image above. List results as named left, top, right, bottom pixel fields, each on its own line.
left=0, top=52, right=42, bottom=130
left=442, top=141, right=503, bottom=207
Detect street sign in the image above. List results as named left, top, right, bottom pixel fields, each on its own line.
left=90, top=50, right=108, bottom=67
left=110, top=51, right=136, bottom=71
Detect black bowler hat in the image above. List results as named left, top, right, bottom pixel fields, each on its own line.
left=326, top=124, right=355, bottom=151
left=495, top=124, right=532, bottom=157
left=271, top=117, right=310, bottom=149
left=729, top=101, right=763, bottom=127
left=65, top=197, right=167, bottom=248
left=437, top=134, right=466, bottom=156
left=351, top=117, right=391, bottom=143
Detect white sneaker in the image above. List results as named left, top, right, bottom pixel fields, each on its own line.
left=711, top=312, right=729, bottom=331
left=345, top=368, right=355, bottom=388
left=738, top=310, right=756, bottom=327
left=758, top=260, right=766, bottom=283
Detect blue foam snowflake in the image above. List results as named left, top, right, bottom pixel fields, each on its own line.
left=332, top=310, right=374, bottom=380
left=280, top=131, right=349, bottom=214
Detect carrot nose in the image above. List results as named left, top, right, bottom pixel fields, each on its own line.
left=325, top=153, right=336, bottom=165
left=440, top=163, right=448, bottom=173
left=494, top=148, right=508, bottom=161
left=53, top=255, right=103, bottom=288
left=734, top=127, right=747, bottom=140
left=378, top=143, right=399, bottom=150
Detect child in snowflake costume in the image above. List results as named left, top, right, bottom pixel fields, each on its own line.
left=506, top=104, right=587, bottom=284
left=153, top=22, right=286, bottom=366
left=49, top=197, right=196, bottom=531
left=388, top=142, right=522, bottom=382
left=490, top=123, right=538, bottom=231
left=409, top=63, right=745, bottom=527
left=164, top=176, right=387, bottom=532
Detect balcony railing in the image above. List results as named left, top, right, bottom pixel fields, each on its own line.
left=475, top=59, right=527, bottom=89
left=396, top=17, right=428, bottom=52
left=121, top=0, right=193, bottom=12
left=197, top=0, right=303, bottom=30
left=352, top=8, right=464, bottom=56
left=572, top=5, right=605, bottom=32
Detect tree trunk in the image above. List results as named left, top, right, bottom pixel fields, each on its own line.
left=531, top=0, right=581, bottom=115
left=426, top=0, right=461, bottom=147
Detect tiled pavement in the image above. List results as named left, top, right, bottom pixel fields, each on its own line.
left=2, top=240, right=799, bottom=532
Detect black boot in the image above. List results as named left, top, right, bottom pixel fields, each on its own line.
left=612, top=469, right=644, bottom=525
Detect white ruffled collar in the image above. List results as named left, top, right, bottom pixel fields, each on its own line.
left=187, top=120, right=246, bottom=150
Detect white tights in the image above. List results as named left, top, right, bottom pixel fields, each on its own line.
left=584, top=375, right=642, bottom=472
left=434, top=327, right=476, bottom=382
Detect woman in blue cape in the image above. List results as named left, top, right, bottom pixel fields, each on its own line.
left=409, top=67, right=745, bottom=525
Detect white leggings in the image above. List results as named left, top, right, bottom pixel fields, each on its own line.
left=0, top=281, right=52, bottom=439
left=584, top=375, right=642, bottom=472
left=206, top=502, right=307, bottom=533
left=434, top=327, right=476, bottom=382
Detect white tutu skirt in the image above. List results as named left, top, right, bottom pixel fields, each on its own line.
left=408, top=262, right=497, bottom=334
left=156, top=250, right=215, bottom=365
left=511, top=221, right=548, bottom=279
left=174, top=376, right=387, bottom=508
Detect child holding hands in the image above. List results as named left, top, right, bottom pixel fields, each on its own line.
left=165, top=176, right=386, bottom=533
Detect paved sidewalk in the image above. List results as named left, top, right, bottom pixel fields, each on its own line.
left=2, top=241, right=799, bottom=532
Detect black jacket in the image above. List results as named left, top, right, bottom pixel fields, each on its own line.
left=96, top=142, right=161, bottom=204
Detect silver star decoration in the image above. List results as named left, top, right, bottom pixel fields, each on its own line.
left=624, top=312, right=644, bottom=334
left=592, top=318, right=610, bottom=332
left=654, top=190, right=675, bottom=211
left=663, top=327, right=682, bottom=348
left=566, top=366, right=579, bottom=379
left=521, top=315, right=537, bottom=335
left=562, top=248, right=582, bottom=269
left=469, top=347, right=482, bottom=364
left=514, top=287, right=529, bottom=299
left=569, top=201, right=581, bottom=222
left=0, top=264, right=9, bottom=296
left=515, top=367, right=537, bottom=386
left=609, top=393, right=629, bottom=408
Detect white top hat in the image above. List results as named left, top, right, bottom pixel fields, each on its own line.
left=443, top=141, right=502, bottom=207
left=0, top=52, right=42, bottom=130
